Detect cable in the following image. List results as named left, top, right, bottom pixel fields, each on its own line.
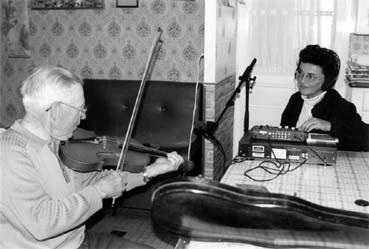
left=243, top=159, right=306, bottom=182
left=295, top=133, right=329, bottom=166
left=242, top=131, right=307, bottom=182
left=205, top=132, right=227, bottom=176
left=188, top=54, right=228, bottom=175
left=304, top=144, right=328, bottom=166
left=187, top=54, right=204, bottom=160
left=235, top=128, right=331, bottom=181
left=243, top=142, right=306, bottom=182
left=232, top=155, right=252, bottom=164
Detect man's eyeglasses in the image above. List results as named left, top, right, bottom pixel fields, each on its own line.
left=46, top=101, right=87, bottom=118
left=295, top=69, right=324, bottom=84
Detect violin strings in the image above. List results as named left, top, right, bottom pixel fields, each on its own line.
left=187, top=54, right=204, bottom=161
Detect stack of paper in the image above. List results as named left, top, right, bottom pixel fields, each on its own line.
left=345, top=61, right=369, bottom=88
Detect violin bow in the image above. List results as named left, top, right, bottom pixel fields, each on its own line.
left=112, top=28, right=163, bottom=207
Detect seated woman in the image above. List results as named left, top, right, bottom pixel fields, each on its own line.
left=281, top=44, right=369, bottom=151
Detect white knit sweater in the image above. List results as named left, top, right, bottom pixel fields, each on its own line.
left=296, top=91, right=327, bottom=128
left=0, top=120, right=104, bottom=249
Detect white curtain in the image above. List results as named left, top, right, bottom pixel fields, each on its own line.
left=233, top=0, right=357, bottom=155
left=243, top=0, right=357, bottom=87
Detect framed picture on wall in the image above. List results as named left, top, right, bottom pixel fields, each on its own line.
left=31, top=0, right=104, bottom=10
left=6, top=0, right=31, bottom=58
left=116, top=0, right=138, bottom=8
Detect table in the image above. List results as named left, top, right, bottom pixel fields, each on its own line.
left=176, top=151, right=369, bottom=249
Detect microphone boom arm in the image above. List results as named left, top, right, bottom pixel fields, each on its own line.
left=201, top=58, right=257, bottom=135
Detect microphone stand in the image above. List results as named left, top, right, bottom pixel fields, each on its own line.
left=240, top=73, right=256, bottom=133
left=201, top=68, right=256, bottom=136
left=194, top=62, right=256, bottom=177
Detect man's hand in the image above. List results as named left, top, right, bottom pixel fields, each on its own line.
left=113, top=152, right=184, bottom=193
left=146, top=152, right=184, bottom=178
left=93, top=171, right=127, bottom=199
left=299, top=117, right=331, bottom=132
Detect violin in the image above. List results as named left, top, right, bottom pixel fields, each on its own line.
left=59, top=129, right=170, bottom=173
left=62, top=28, right=194, bottom=208
left=59, top=29, right=167, bottom=176
left=59, top=128, right=194, bottom=173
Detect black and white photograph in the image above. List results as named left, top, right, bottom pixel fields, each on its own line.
left=1, top=1, right=368, bottom=249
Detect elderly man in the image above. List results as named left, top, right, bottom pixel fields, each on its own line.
left=0, top=66, right=183, bottom=249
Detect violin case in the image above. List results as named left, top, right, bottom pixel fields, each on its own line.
left=151, top=177, right=369, bottom=248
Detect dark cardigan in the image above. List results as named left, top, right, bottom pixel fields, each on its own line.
left=281, top=89, right=369, bottom=151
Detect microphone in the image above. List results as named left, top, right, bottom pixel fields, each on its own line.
left=239, top=58, right=257, bottom=81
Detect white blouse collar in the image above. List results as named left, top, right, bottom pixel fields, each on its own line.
left=301, top=91, right=326, bottom=106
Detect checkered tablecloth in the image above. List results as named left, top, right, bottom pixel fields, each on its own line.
left=177, top=151, right=369, bottom=249
left=221, top=151, right=369, bottom=214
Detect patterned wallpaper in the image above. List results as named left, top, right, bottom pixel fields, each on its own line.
left=0, top=0, right=204, bottom=127
left=1, top=0, right=238, bottom=180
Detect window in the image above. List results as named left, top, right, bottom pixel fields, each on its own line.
left=243, top=0, right=355, bottom=76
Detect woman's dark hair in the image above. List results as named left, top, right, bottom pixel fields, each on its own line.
left=297, top=44, right=341, bottom=90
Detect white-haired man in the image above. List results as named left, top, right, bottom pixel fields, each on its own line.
left=0, top=66, right=183, bottom=249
